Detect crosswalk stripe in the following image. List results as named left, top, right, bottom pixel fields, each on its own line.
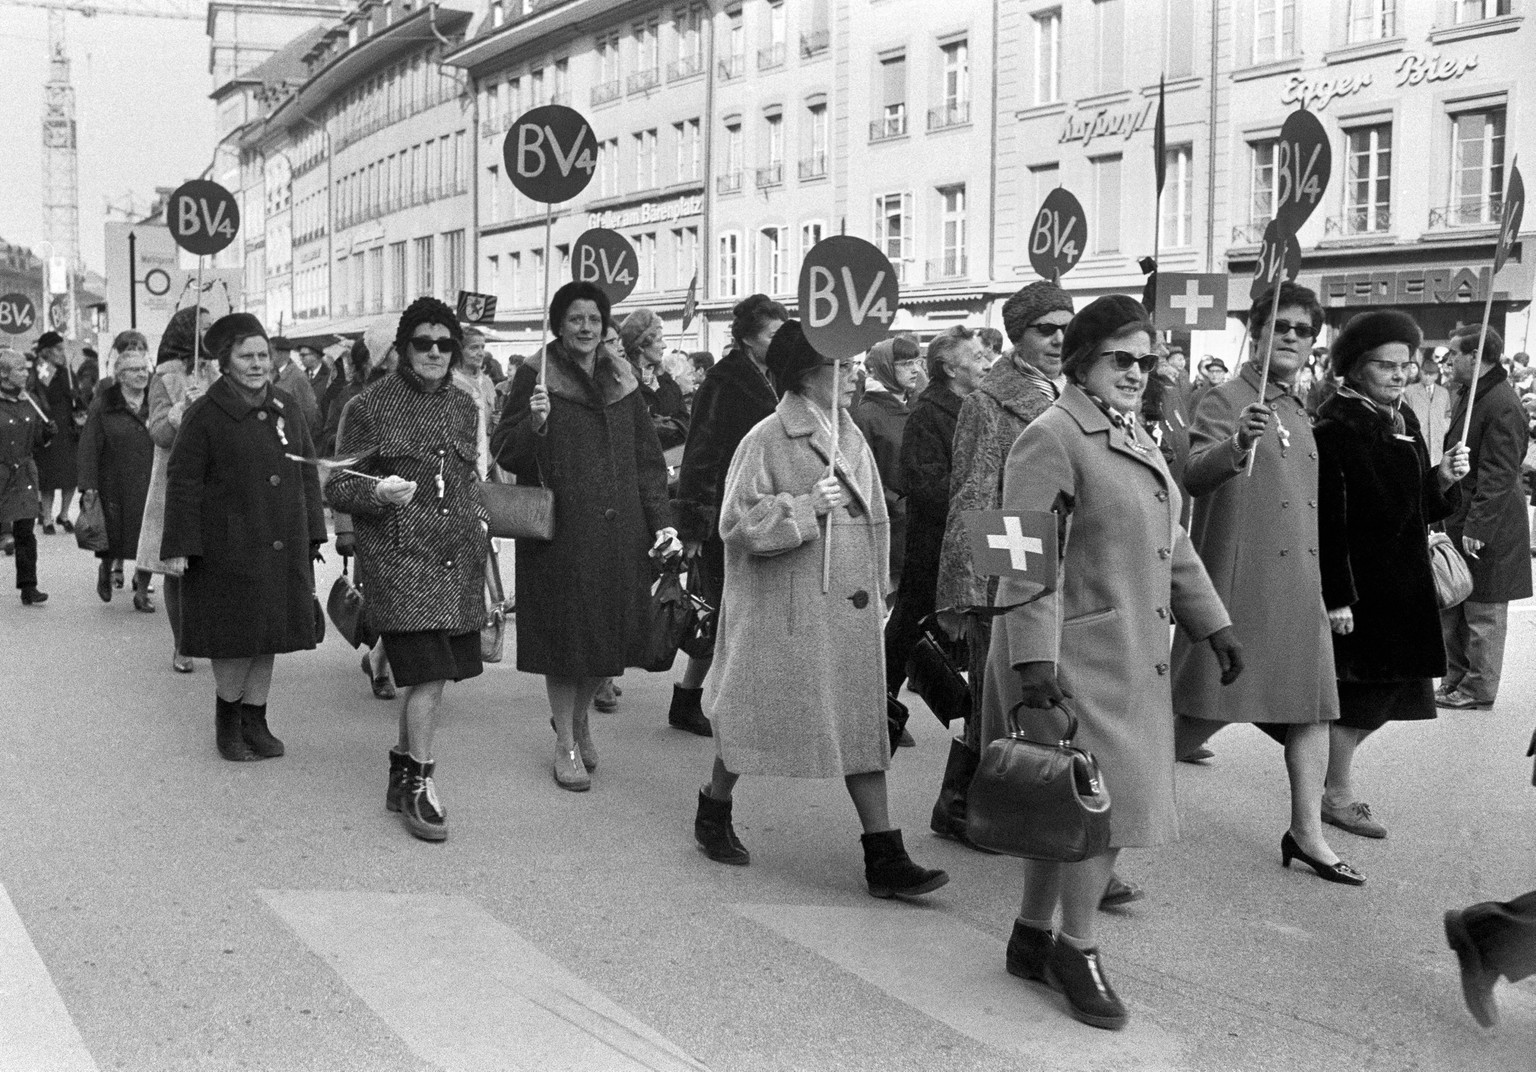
left=262, top=890, right=711, bottom=1072
left=733, top=903, right=1188, bottom=1068
left=0, top=883, right=100, bottom=1072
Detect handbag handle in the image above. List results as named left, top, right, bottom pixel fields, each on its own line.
left=1006, top=699, right=1079, bottom=747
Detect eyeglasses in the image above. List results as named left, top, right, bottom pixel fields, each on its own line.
left=1271, top=319, right=1318, bottom=339
left=1030, top=322, right=1068, bottom=338
left=1100, top=350, right=1159, bottom=373
left=1366, top=360, right=1415, bottom=374
left=408, top=337, right=458, bottom=355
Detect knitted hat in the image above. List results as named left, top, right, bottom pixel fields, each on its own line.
left=1060, top=295, right=1153, bottom=381
left=204, top=312, right=267, bottom=369
left=764, top=320, right=827, bottom=392
left=1330, top=311, right=1423, bottom=381
left=394, top=296, right=462, bottom=368
left=1001, top=281, right=1075, bottom=344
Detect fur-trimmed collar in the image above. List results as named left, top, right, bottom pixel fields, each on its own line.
left=542, top=340, right=639, bottom=408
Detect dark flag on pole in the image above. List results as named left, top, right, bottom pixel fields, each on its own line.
left=1153, top=76, right=1167, bottom=199
left=681, top=272, right=699, bottom=333
left=1493, top=160, right=1524, bottom=276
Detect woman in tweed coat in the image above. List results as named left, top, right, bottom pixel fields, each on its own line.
left=327, top=298, right=487, bottom=843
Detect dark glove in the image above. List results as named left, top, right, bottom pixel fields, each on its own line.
left=334, top=531, right=356, bottom=557
left=1207, top=625, right=1244, bottom=686
left=1016, top=660, right=1070, bottom=709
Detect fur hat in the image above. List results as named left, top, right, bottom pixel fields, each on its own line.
left=394, top=296, right=462, bottom=368
left=764, top=320, right=827, bottom=392
left=1001, top=281, right=1075, bottom=344
left=1330, top=311, right=1423, bottom=380
left=1060, top=296, right=1154, bottom=381
left=36, top=331, right=63, bottom=351
left=204, top=313, right=267, bottom=370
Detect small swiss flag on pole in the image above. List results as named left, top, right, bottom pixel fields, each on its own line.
left=964, top=510, right=1059, bottom=588
left=1154, top=273, right=1228, bottom=331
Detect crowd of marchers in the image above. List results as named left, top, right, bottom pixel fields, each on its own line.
left=1, top=276, right=1534, bottom=1033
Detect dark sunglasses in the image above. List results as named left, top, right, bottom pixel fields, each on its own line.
left=1030, top=322, right=1068, bottom=337
left=408, top=337, right=459, bottom=355
left=1271, top=319, right=1317, bottom=339
left=1100, top=350, right=1159, bottom=373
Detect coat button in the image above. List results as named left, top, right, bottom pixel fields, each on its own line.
left=1310, top=450, right=1318, bottom=459
left=1280, top=500, right=1289, bottom=508
left=1156, top=606, right=1169, bottom=619
left=1279, top=548, right=1289, bottom=556
left=1155, top=662, right=1169, bottom=675
left=258, top=411, right=268, bottom=421
left=269, top=474, right=281, bottom=486
left=440, top=507, right=449, bottom=515
left=1308, top=500, right=1317, bottom=508
left=1308, top=548, right=1318, bottom=555
left=273, top=540, right=284, bottom=550
left=1158, top=547, right=1171, bottom=560
left=1155, top=490, right=1168, bottom=502
left=444, top=558, right=454, bottom=567
left=849, top=590, right=870, bottom=610
left=604, top=508, right=617, bottom=521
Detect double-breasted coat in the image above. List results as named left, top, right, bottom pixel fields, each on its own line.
left=326, top=368, right=488, bottom=635
left=34, top=362, right=83, bottom=493
left=0, top=392, right=50, bottom=526
left=161, top=377, right=326, bottom=659
left=1443, top=363, right=1532, bottom=604
left=709, top=390, right=892, bottom=779
left=1315, top=392, right=1459, bottom=682
left=897, top=380, right=963, bottom=615
left=77, top=384, right=154, bottom=559
left=1171, top=365, right=1339, bottom=725
left=982, top=385, right=1230, bottom=847
left=491, top=343, right=673, bottom=678
left=137, top=361, right=219, bottom=575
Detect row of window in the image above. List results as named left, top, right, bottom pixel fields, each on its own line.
left=480, top=58, right=571, bottom=136
left=330, top=45, right=461, bottom=153
left=333, top=131, right=469, bottom=233
left=485, top=225, right=702, bottom=312
left=335, top=231, right=467, bottom=318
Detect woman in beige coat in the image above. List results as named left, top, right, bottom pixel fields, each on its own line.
left=690, top=321, right=948, bottom=901
left=986, top=297, right=1241, bottom=1031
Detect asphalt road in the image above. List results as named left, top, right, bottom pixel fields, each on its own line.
left=2, top=534, right=1533, bottom=1072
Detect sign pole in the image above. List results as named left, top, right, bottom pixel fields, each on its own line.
left=822, top=359, right=839, bottom=594
left=1458, top=282, right=1500, bottom=448
left=540, top=203, right=553, bottom=390
left=193, top=256, right=204, bottom=376
left=1460, top=155, right=1522, bottom=448
left=1246, top=278, right=1284, bottom=476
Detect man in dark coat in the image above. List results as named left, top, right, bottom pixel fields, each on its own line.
left=1439, top=325, right=1531, bottom=710
left=0, top=347, right=54, bottom=603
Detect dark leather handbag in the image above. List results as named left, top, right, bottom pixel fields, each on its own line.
left=678, top=561, right=717, bottom=660
left=327, top=557, right=375, bottom=649
left=479, top=480, right=555, bottom=541
left=905, top=615, right=971, bottom=727
left=638, top=559, right=696, bottom=672
left=966, top=701, right=1112, bottom=862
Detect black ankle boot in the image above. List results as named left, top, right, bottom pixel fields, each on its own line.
left=1005, top=920, right=1054, bottom=983
left=860, top=829, right=949, bottom=899
left=400, top=754, right=447, bottom=842
left=929, top=738, right=999, bottom=854
left=668, top=685, right=713, bottom=736
left=216, top=697, right=257, bottom=761
left=240, top=703, right=284, bottom=759
left=386, top=747, right=409, bottom=812
left=1048, top=940, right=1127, bottom=1030
left=694, top=790, right=750, bottom=865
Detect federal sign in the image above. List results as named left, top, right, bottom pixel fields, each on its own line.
left=1028, top=187, right=1087, bottom=282
left=963, top=510, right=1059, bottom=589
left=1493, top=162, right=1524, bottom=276
left=1272, top=109, right=1331, bottom=231
left=0, top=293, right=37, bottom=335
left=504, top=105, right=597, bottom=203
left=1156, top=274, right=1228, bottom=330
left=456, top=291, right=498, bottom=323
left=571, top=228, right=638, bottom=305
left=1250, top=219, right=1301, bottom=302
left=168, top=179, right=241, bottom=257
left=796, top=236, right=900, bottom=361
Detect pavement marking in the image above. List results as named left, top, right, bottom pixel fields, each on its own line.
left=734, top=903, right=1188, bottom=1071
left=262, top=890, right=711, bottom=1072
left=0, top=883, right=100, bottom=1072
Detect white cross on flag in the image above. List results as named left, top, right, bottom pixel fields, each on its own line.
left=963, top=510, right=1059, bottom=588
left=1155, top=273, right=1228, bottom=330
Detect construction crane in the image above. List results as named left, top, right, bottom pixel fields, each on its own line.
left=0, top=0, right=201, bottom=335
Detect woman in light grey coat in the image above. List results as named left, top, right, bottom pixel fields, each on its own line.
left=690, top=321, right=947, bottom=901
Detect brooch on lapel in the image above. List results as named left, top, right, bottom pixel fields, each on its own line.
left=274, top=415, right=289, bottom=447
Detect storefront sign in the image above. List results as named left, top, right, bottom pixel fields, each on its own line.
left=1318, top=266, right=1503, bottom=307
left=1396, top=52, right=1478, bottom=87
left=1058, top=101, right=1154, bottom=147
left=1280, top=72, right=1372, bottom=111
left=587, top=195, right=703, bottom=231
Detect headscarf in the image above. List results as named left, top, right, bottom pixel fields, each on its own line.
left=864, top=336, right=920, bottom=396
left=157, top=306, right=202, bottom=369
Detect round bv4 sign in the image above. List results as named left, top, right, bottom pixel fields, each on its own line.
left=571, top=228, right=638, bottom=305
left=1027, top=187, right=1087, bottom=282
left=168, top=179, right=241, bottom=257
left=797, top=236, right=900, bottom=361
left=504, top=105, right=598, bottom=204
left=0, top=293, right=37, bottom=335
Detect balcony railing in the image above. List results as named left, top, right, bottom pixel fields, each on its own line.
left=869, top=110, right=908, bottom=142
left=755, top=163, right=784, bottom=189
left=1324, top=207, right=1393, bottom=236
left=1429, top=197, right=1507, bottom=229
left=926, top=255, right=968, bottom=282
left=1230, top=221, right=1269, bottom=245
left=717, top=171, right=744, bottom=195
left=758, top=43, right=786, bottom=70
left=798, top=153, right=828, bottom=180
left=626, top=68, right=661, bottom=94
left=668, top=54, right=703, bottom=81
left=718, top=53, right=745, bottom=80
left=928, top=101, right=971, bottom=131
left=800, top=29, right=829, bottom=57
left=590, top=80, right=621, bottom=106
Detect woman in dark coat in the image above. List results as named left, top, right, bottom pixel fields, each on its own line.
left=328, top=298, right=486, bottom=842
left=161, top=313, right=326, bottom=763
left=33, top=331, right=85, bottom=533
left=77, top=340, right=155, bottom=610
left=851, top=335, right=921, bottom=589
left=491, top=281, right=676, bottom=792
left=1316, top=312, right=1468, bottom=839
left=667, top=294, right=786, bottom=735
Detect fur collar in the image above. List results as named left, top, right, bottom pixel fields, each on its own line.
left=542, top=340, right=639, bottom=408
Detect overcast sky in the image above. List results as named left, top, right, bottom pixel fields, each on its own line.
left=0, top=7, right=214, bottom=275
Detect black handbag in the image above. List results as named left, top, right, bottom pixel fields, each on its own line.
left=326, top=557, right=375, bottom=649
left=966, top=701, right=1112, bottom=862
left=678, top=561, right=717, bottom=660
left=480, top=480, right=555, bottom=541
left=481, top=543, right=511, bottom=663
left=905, top=615, right=971, bottom=727
left=637, top=559, right=696, bottom=672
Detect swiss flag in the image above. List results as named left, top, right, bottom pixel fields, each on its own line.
left=1155, top=273, right=1228, bottom=331
left=964, top=510, right=1059, bottom=588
